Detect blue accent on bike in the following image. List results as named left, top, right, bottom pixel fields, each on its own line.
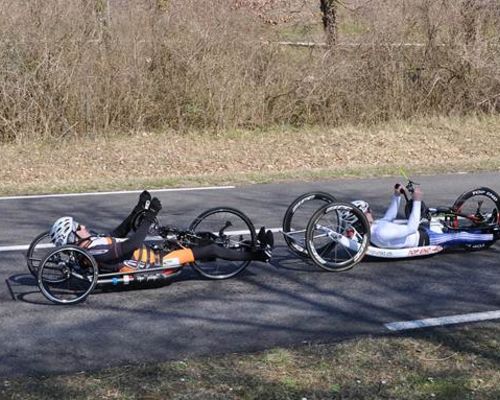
left=112, top=277, right=118, bottom=286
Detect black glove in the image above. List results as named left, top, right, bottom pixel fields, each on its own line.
left=143, top=197, right=162, bottom=223
left=132, top=190, right=152, bottom=214
left=139, top=190, right=151, bottom=206
left=149, top=197, right=162, bottom=214
left=394, top=183, right=405, bottom=195
left=134, top=190, right=151, bottom=210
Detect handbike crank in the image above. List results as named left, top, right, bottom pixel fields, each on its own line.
left=218, top=221, right=232, bottom=238
left=474, top=200, right=485, bottom=222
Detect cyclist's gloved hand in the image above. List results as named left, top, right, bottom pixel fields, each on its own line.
left=146, top=197, right=162, bottom=216
left=394, top=183, right=405, bottom=196
left=150, top=197, right=162, bottom=213
left=139, top=190, right=151, bottom=207
left=133, top=190, right=152, bottom=212
left=143, top=197, right=162, bottom=223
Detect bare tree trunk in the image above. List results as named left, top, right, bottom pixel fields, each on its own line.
left=320, top=0, right=337, bottom=47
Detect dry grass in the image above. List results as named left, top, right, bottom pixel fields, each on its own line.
left=0, top=1, right=498, bottom=141
left=1, top=115, right=499, bottom=196
left=1, top=324, right=499, bottom=399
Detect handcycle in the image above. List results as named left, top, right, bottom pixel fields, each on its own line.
left=282, top=180, right=500, bottom=272
left=26, top=207, right=258, bottom=305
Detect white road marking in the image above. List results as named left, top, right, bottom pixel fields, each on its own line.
left=1, top=244, right=42, bottom=252
left=0, top=228, right=284, bottom=253
left=0, top=186, right=235, bottom=201
left=385, top=310, right=500, bottom=331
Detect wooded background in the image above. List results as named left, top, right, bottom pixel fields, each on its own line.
left=0, top=0, right=498, bottom=141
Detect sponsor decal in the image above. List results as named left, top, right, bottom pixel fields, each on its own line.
left=163, top=257, right=181, bottom=268
left=367, top=245, right=443, bottom=258
left=367, top=248, right=397, bottom=257
left=292, top=195, right=316, bottom=213
left=467, top=243, right=487, bottom=249
left=326, top=204, right=352, bottom=214
left=407, top=246, right=442, bottom=256
left=124, top=260, right=148, bottom=269
left=472, top=190, right=498, bottom=202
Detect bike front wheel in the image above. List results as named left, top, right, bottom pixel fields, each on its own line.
left=189, top=207, right=257, bottom=279
left=306, top=202, right=370, bottom=272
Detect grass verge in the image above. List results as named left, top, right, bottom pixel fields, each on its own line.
left=1, top=323, right=499, bottom=399
left=1, top=115, right=500, bottom=196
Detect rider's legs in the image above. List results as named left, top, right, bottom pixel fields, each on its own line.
left=192, top=228, right=273, bottom=262
left=427, top=229, right=494, bottom=246
left=192, top=243, right=271, bottom=262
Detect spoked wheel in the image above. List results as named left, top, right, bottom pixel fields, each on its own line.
left=305, top=202, right=370, bottom=272
left=188, top=207, right=257, bottom=279
left=452, top=187, right=500, bottom=249
left=282, top=192, right=337, bottom=258
left=37, top=246, right=98, bottom=305
left=26, top=231, right=54, bottom=278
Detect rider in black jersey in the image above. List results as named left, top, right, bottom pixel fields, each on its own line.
left=49, top=191, right=274, bottom=272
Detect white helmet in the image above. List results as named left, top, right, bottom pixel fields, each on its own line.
left=351, top=200, right=370, bottom=214
left=50, top=216, right=78, bottom=246
left=337, top=200, right=370, bottom=225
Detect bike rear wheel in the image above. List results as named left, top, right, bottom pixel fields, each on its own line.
left=306, top=202, right=370, bottom=272
left=189, top=207, right=257, bottom=279
left=26, top=231, right=54, bottom=278
left=282, top=192, right=336, bottom=258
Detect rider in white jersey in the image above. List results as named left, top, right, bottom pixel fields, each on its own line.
left=354, top=184, right=495, bottom=249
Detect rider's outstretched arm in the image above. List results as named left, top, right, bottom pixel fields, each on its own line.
left=375, top=200, right=422, bottom=242
left=92, top=218, right=152, bottom=264
left=108, top=209, right=137, bottom=238
left=380, top=195, right=401, bottom=222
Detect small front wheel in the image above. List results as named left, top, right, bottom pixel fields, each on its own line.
left=189, top=207, right=257, bottom=279
left=306, top=202, right=370, bottom=272
left=38, top=246, right=98, bottom=305
left=282, top=192, right=337, bottom=258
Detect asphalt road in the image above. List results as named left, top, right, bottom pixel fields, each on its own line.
left=0, top=172, right=499, bottom=377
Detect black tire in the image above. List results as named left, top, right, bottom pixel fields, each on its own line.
left=37, top=246, right=98, bottom=305
left=452, top=187, right=500, bottom=250
left=305, top=202, right=370, bottom=272
left=188, top=207, right=257, bottom=279
left=26, top=231, right=53, bottom=278
left=282, top=192, right=337, bottom=258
